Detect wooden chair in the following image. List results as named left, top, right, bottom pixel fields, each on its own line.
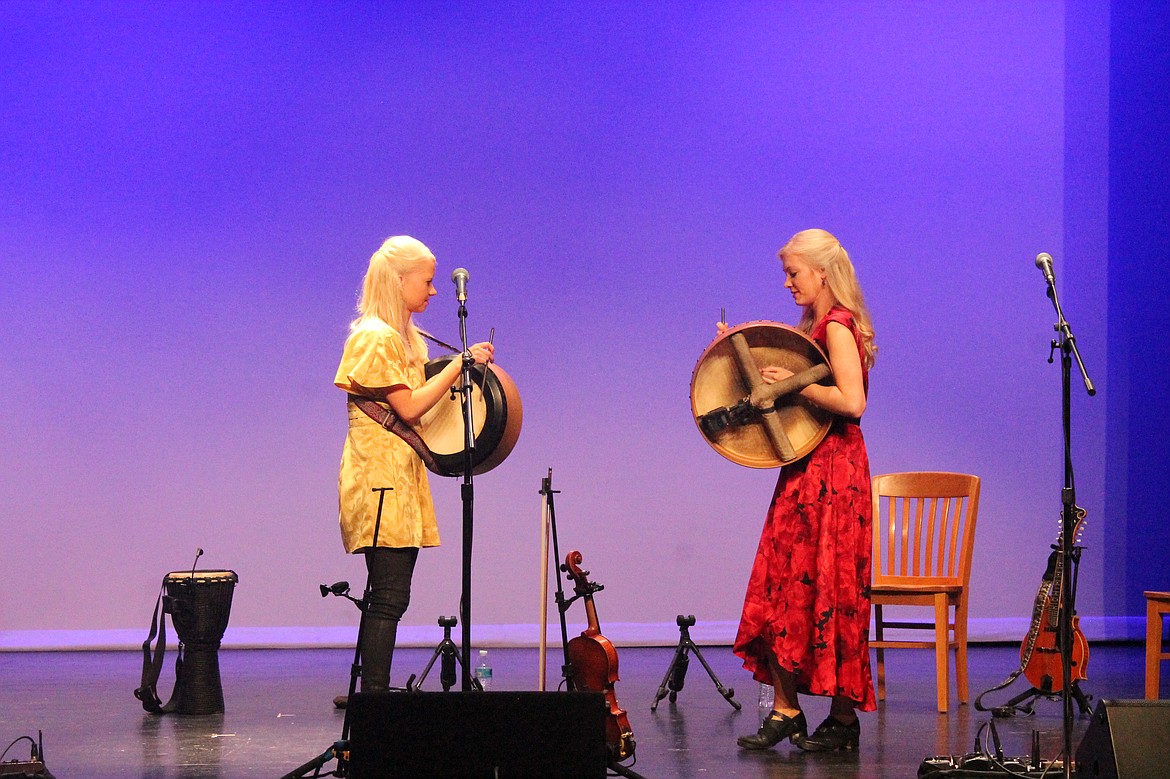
left=871, top=472, right=980, bottom=713
left=1146, top=591, right=1170, bottom=699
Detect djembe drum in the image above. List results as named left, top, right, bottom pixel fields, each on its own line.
left=165, top=570, right=237, bottom=714
left=136, top=569, right=238, bottom=715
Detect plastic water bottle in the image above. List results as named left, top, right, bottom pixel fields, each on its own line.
left=758, top=682, right=774, bottom=711
left=475, top=649, right=493, bottom=691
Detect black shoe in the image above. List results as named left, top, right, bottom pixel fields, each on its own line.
left=737, top=710, right=808, bottom=750
left=797, top=715, right=860, bottom=752
left=332, top=694, right=348, bottom=709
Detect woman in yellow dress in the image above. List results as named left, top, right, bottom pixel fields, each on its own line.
left=333, top=235, right=494, bottom=692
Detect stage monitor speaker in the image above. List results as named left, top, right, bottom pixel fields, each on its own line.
left=347, top=690, right=608, bottom=779
left=1075, top=698, right=1170, bottom=778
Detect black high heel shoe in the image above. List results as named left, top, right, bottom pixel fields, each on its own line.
left=736, top=710, right=808, bottom=750
left=797, top=715, right=860, bottom=752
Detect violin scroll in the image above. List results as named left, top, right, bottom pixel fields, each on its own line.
left=563, top=550, right=604, bottom=600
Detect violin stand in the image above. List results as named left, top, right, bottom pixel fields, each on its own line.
left=650, top=615, right=741, bottom=712
left=406, top=615, right=480, bottom=692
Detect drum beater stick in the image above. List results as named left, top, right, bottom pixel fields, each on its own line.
left=479, top=327, right=495, bottom=392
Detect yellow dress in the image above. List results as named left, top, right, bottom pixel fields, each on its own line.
left=333, top=320, right=440, bottom=553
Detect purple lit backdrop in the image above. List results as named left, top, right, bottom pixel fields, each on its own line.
left=0, top=3, right=1129, bottom=650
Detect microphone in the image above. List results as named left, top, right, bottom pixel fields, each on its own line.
left=451, top=267, right=469, bottom=303
left=1035, top=252, right=1055, bottom=286
left=189, top=547, right=203, bottom=578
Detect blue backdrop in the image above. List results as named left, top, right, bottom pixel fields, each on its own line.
left=1, top=1, right=1164, bottom=651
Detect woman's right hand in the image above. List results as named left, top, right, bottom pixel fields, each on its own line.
left=716, top=321, right=729, bottom=335
left=467, top=341, right=494, bottom=366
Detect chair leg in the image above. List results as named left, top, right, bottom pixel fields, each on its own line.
left=874, top=604, right=886, bottom=702
left=954, top=597, right=969, bottom=704
left=934, top=593, right=949, bottom=713
left=1147, top=598, right=1163, bottom=700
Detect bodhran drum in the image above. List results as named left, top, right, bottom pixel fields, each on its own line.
left=418, top=357, right=523, bottom=477
left=163, top=569, right=238, bottom=715
left=690, top=320, right=834, bottom=468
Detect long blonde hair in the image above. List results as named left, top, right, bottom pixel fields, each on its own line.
left=351, top=235, right=433, bottom=365
left=780, top=228, right=877, bottom=368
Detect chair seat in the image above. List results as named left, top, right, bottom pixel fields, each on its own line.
left=873, top=583, right=963, bottom=596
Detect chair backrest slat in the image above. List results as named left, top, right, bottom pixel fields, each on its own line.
left=872, top=472, right=980, bottom=587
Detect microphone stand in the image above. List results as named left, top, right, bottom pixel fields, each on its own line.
left=280, top=486, right=393, bottom=779
left=456, top=291, right=478, bottom=690
left=1040, top=258, right=1095, bottom=779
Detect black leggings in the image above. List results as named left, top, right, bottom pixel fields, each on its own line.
left=364, top=546, right=419, bottom=621
left=359, top=547, right=418, bottom=691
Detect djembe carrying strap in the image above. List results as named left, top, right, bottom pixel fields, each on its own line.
left=133, top=581, right=178, bottom=714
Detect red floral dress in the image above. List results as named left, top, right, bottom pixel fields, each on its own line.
left=732, top=306, right=877, bottom=711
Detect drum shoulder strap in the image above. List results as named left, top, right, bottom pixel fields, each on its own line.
left=348, top=394, right=443, bottom=476
left=134, top=580, right=181, bottom=714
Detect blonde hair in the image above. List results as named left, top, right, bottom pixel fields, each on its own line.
left=779, top=228, right=877, bottom=368
left=351, top=235, right=434, bottom=365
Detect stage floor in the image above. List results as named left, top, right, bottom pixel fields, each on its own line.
left=0, top=642, right=1155, bottom=778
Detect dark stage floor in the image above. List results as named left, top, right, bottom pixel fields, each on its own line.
left=0, top=642, right=1157, bottom=778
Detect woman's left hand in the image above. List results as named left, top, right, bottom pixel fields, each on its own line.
left=760, top=365, right=794, bottom=384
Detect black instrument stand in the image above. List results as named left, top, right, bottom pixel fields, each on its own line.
left=997, top=681, right=1093, bottom=719
left=541, top=469, right=581, bottom=691
left=992, top=544, right=1093, bottom=719
left=407, top=615, right=480, bottom=692
left=281, top=486, right=394, bottom=779
left=541, top=472, right=647, bottom=779
left=651, top=615, right=741, bottom=711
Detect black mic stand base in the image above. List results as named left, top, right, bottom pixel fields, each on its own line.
left=407, top=615, right=481, bottom=692
left=650, top=615, right=741, bottom=712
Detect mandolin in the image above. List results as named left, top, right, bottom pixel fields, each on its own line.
left=1019, top=507, right=1089, bottom=693
left=563, top=550, right=635, bottom=762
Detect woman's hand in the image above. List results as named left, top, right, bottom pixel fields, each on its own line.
left=467, top=341, right=494, bottom=366
left=716, top=321, right=729, bottom=335
left=760, top=365, right=794, bottom=384
left=387, top=341, right=496, bottom=424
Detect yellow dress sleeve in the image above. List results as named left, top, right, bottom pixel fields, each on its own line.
left=334, top=326, right=413, bottom=394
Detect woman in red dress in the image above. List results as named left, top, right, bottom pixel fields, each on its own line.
left=731, top=228, right=878, bottom=752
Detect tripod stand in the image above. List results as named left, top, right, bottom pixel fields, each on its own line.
left=651, top=615, right=741, bottom=711
left=407, top=615, right=480, bottom=692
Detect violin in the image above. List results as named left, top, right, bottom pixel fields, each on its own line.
left=564, top=550, right=635, bottom=762
left=1020, top=508, right=1090, bottom=692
